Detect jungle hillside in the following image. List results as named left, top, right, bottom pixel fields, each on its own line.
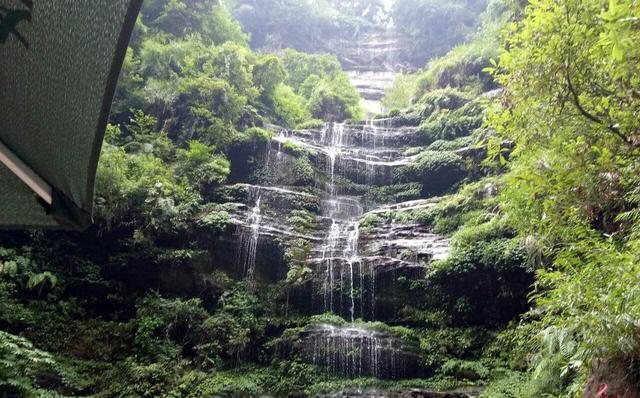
left=1, top=0, right=640, bottom=397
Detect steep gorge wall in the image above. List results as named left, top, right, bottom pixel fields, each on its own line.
left=208, top=118, right=476, bottom=380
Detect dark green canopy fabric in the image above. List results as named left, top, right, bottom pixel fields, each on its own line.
left=0, top=0, right=142, bottom=230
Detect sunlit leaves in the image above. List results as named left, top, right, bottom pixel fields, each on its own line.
left=486, top=0, right=640, bottom=390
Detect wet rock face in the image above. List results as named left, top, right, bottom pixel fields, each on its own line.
left=221, top=119, right=459, bottom=380
left=331, top=29, right=416, bottom=114
left=335, top=30, right=414, bottom=73
left=297, top=324, right=424, bottom=380
left=228, top=122, right=455, bottom=324
left=206, top=183, right=321, bottom=282
left=273, top=123, right=425, bottom=187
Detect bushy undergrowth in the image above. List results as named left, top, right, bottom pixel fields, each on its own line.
left=395, top=151, right=467, bottom=196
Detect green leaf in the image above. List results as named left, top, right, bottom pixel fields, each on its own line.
left=0, top=260, right=18, bottom=277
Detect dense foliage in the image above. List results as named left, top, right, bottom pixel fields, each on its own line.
left=225, top=0, right=368, bottom=51
left=479, top=0, right=640, bottom=395
left=390, top=0, right=488, bottom=64
left=229, top=0, right=499, bottom=69
left=2, top=0, right=640, bottom=397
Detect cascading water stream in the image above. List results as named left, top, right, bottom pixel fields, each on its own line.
left=315, top=123, right=367, bottom=321
left=239, top=195, right=262, bottom=277
left=303, top=324, right=419, bottom=380
left=264, top=121, right=451, bottom=380
left=344, top=222, right=360, bottom=322
left=362, top=120, right=379, bottom=185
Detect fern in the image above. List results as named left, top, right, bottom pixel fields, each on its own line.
left=26, top=271, right=58, bottom=291
left=0, top=331, right=59, bottom=397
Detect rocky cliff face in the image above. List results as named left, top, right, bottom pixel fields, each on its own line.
left=283, top=323, right=423, bottom=380
left=208, top=118, right=471, bottom=381
left=326, top=28, right=415, bottom=114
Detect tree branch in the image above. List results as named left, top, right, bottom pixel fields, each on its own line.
left=565, top=71, right=638, bottom=148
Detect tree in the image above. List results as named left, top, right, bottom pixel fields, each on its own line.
left=176, top=141, right=231, bottom=190
left=391, top=0, right=487, bottom=64
left=252, top=55, right=286, bottom=97
left=485, top=0, right=640, bottom=389
left=271, top=84, right=310, bottom=127
left=307, top=76, right=363, bottom=122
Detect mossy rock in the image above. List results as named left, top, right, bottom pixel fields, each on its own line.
left=395, top=151, right=467, bottom=196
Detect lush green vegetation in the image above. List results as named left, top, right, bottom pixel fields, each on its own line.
left=479, top=0, right=640, bottom=395
left=390, top=0, right=488, bottom=65
left=384, top=0, right=640, bottom=395
left=226, top=0, right=382, bottom=52
left=3, top=0, right=640, bottom=397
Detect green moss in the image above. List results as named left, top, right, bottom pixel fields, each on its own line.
left=242, top=127, right=273, bottom=143
left=425, top=217, right=530, bottom=326
left=416, top=38, right=498, bottom=94
left=395, top=151, right=467, bottom=196
left=433, top=209, right=487, bottom=235
left=308, top=312, right=348, bottom=326
left=297, top=118, right=325, bottom=129
left=364, top=183, right=423, bottom=203
left=293, top=156, right=315, bottom=186
left=197, top=209, right=231, bottom=234
left=281, top=140, right=306, bottom=157
left=286, top=209, right=316, bottom=232
left=417, top=99, right=485, bottom=144
left=413, top=206, right=438, bottom=226
left=428, top=136, right=475, bottom=151
left=359, top=213, right=383, bottom=232
left=403, top=146, right=427, bottom=156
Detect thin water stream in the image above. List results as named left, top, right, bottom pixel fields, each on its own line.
left=237, top=120, right=451, bottom=379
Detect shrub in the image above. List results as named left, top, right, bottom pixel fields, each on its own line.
left=440, top=359, right=490, bottom=381
left=395, top=151, right=467, bottom=196
left=287, top=210, right=315, bottom=232
left=480, top=372, right=534, bottom=398
left=307, top=76, right=363, bottom=122
left=296, top=118, right=325, bottom=129
left=293, top=157, right=315, bottom=186
left=382, top=73, right=419, bottom=110
left=417, top=99, right=485, bottom=144
left=0, top=331, right=59, bottom=397
left=426, top=219, right=531, bottom=326
left=364, top=183, right=423, bottom=203
left=196, top=209, right=231, bottom=235
left=419, top=88, right=473, bottom=117
left=427, top=136, right=474, bottom=151
left=271, top=84, right=310, bottom=127
left=419, top=327, right=489, bottom=369
left=133, top=295, right=211, bottom=362
left=176, top=141, right=231, bottom=190
left=359, top=213, right=383, bottom=232
left=241, top=127, right=272, bottom=143
left=416, top=38, right=498, bottom=94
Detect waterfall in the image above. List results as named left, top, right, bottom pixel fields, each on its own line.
left=344, top=222, right=359, bottom=322
left=325, top=123, right=346, bottom=195
left=238, top=195, right=262, bottom=277
left=321, top=220, right=341, bottom=312
left=259, top=120, right=451, bottom=380
left=362, top=120, right=378, bottom=185
left=304, top=324, right=419, bottom=380
left=315, top=123, right=366, bottom=319
left=317, top=198, right=365, bottom=320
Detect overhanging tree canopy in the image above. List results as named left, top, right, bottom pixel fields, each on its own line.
left=0, top=0, right=142, bottom=230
